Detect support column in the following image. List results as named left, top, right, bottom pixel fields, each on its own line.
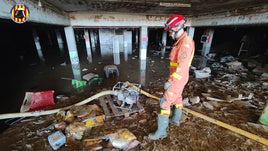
left=64, top=26, right=81, bottom=80
left=187, top=27, right=195, bottom=39
left=201, top=28, right=214, bottom=56
left=160, top=31, right=167, bottom=59
left=123, top=30, right=132, bottom=61
left=135, top=29, right=139, bottom=49
left=32, top=29, right=45, bottom=63
left=139, top=26, right=148, bottom=60
left=47, top=30, right=53, bottom=46
left=90, top=30, right=96, bottom=54
left=55, top=29, right=65, bottom=59
left=84, top=29, right=92, bottom=63
left=113, top=35, right=120, bottom=65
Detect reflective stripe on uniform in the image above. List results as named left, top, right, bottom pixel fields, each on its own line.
left=170, top=61, right=178, bottom=67
left=167, top=91, right=174, bottom=97
left=183, top=44, right=190, bottom=48
left=171, top=72, right=182, bottom=80
left=176, top=67, right=181, bottom=72
left=160, top=109, right=171, bottom=115
left=175, top=104, right=183, bottom=108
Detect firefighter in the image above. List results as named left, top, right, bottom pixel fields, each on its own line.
left=148, top=14, right=195, bottom=140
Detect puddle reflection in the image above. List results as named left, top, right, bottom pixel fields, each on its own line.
left=139, top=60, right=147, bottom=86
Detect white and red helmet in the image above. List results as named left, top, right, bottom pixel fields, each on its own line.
left=164, top=14, right=186, bottom=31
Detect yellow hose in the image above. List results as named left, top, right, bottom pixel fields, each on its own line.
left=0, top=90, right=113, bottom=120
left=127, top=82, right=268, bottom=146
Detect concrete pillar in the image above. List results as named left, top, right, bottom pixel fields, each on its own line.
left=99, top=28, right=114, bottom=57
left=55, top=29, right=65, bottom=59
left=123, top=30, right=132, bottom=61
left=47, top=31, right=53, bottom=46
left=187, top=27, right=195, bottom=39
left=123, top=41, right=128, bottom=61
left=84, top=29, right=92, bottom=63
left=135, top=29, right=139, bottom=49
left=139, top=60, right=147, bottom=86
left=90, top=30, right=96, bottom=53
left=32, top=29, right=45, bottom=63
left=64, top=26, right=81, bottom=80
left=139, top=26, right=148, bottom=60
left=113, top=35, right=120, bottom=65
left=201, top=28, right=214, bottom=57
left=160, top=31, right=167, bottom=59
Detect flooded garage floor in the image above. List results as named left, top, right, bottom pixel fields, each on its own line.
left=0, top=53, right=268, bottom=151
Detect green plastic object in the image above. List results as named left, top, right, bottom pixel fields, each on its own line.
left=259, top=104, right=268, bottom=125
left=72, top=79, right=87, bottom=89
left=88, top=77, right=103, bottom=86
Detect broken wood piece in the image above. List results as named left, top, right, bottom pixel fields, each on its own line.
left=206, top=96, right=225, bottom=102
left=202, top=102, right=214, bottom=110
left=201, top=93, right=211, bottom=98
left=83, top=137, right=103, bottom=142
left=233, top=100, right=257, bottom=108
left=99, top=96, right=144, bottom=119
left=247, top=122, right=268, bottom=131
left=228, top=93, right=254, bottom=102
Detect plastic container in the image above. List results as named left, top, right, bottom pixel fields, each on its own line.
left=30, top=90, right=55, bottom=111
left=48, top=131, right=66, bottom=150
left=259, top=104, right=268, bottom=126
left=20, top=90, right=55, bottom=112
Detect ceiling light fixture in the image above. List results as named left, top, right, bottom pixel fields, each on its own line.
left=159, top=2, right=191, bottom=7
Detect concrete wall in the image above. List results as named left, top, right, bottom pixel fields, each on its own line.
left=69, top=13, right=168, bottom=27
left=2, top=1, right=268, bottom=28
left=69, top=11, right=268, bottom=28
left=191, top=12, right=268, bottom=27
left=0, top=0, right=69, bottom=25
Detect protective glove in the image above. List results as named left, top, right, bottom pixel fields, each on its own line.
left=159, top=97, right=166, bottom=109
left=164, top=81, right=172, bottom=90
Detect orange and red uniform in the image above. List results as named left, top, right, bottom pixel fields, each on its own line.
left=161, top=31, right=195, bottom=112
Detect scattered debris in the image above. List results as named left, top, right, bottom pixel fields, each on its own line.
left=65, top=121, right=87, bottom=140
left=20, top=90, right=55, bottom=112
left=1, top=54, right=268, bottom=150
left=112, top=82, right=141, bottom=109
left=48, top=130, right=66, bottom=150
left=82, top=73, right=99, bottom=81
left=56, top=95, right=69, bottom=102
left=194, top=67, right=211, bottom=79
left=99, top=96, right=144, bottom=119
left=104, top=65, right=119, bottom=78
left=71, top=79, right=87, bottom=89
left=106, top=128, right=140, bottom=150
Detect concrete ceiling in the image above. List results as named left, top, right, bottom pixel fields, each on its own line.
left=43, top=0, right=268, bottom=16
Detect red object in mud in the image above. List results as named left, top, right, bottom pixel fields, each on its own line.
left=29, top=90, right=55, bottom=111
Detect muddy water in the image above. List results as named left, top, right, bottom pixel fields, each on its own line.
left=0, top=54, right=169, bottom=132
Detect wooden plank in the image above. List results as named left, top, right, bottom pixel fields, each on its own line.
left=136, top=102, right=144, bottom=113
left=120, top=108, right=130, bottom=117
left=99, top=97, right=112, bottom=117
left=107, top=98, right=121, bottom=115
left=99, top=95, right=144, bottom=118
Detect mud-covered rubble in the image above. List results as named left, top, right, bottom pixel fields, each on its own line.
left=0, top=55, right=268, bottom=150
